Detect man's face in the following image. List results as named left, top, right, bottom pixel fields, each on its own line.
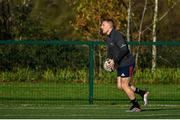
left=100, top=21, right=111, bottom=35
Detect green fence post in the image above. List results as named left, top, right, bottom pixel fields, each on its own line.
left=88, top=42, right=94, bottom=104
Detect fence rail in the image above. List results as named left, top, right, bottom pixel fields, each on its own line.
left=1, top=40, right=180, bottom=46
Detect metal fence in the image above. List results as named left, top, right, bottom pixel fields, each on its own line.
left=0, top=40, right=180, bottom=105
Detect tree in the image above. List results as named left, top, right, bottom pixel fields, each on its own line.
left=130, top=0, right=179, bottom=69
left=127, top=0, right=132, bottom=49
left=135, top=0, right=148, bottom=68
left=152, top=0, right=158, bottom=72
left=0, top=0, right=12, bottom=40
left=71, top=0, right=128, bottom=40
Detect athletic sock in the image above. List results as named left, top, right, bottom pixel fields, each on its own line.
left=130, top=98, right=140, bottom=109
left=135, top=88, right=146, bottom=98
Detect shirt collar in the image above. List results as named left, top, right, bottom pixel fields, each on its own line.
left=108, top=29, right=115, bottom=38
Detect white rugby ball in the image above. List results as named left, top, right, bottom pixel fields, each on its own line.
left=103, top=59, right=113, bottom=72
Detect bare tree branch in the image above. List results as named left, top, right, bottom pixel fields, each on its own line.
left=135, top=0, right=147, bottom=68
left=142, top=0, right=179, bottom=33
left=138, top=0, right=147, bottom=42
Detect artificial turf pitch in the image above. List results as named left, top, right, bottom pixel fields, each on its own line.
left=0, top=82, right=180, bottom=119
left=0, top=104, right=180, bottom=119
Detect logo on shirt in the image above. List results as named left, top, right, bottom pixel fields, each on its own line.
left=121, top=44, right=126, bottom=48
left=121, top=73, right=126, bottom=77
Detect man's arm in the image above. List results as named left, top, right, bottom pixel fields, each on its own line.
left=114, top=33, right=129, bottom=62
left=107, top=46, right=113, bottom=59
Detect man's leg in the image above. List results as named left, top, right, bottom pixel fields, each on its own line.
left=129, top=84, right=149, bottom=106
left=117, top=77, right=141, bottom=112
left=128, top=63, right=149, bottom=105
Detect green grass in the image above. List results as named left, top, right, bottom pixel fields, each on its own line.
left=0, top=82, right=180, bottom=118
left=0, top=105, right=180, bottom=119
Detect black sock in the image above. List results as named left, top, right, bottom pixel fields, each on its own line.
left=135, top=88, right=146, bottom=98
left=130, top=98, right=140, bottom=108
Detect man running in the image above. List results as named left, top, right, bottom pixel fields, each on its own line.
left=100, top=18, right=149, bottom=112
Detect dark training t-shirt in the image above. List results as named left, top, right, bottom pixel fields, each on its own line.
left=106, top=29, right=135, bottom=67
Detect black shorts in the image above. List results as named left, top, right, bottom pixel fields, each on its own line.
left=117, top=64, right=135, bottom=78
